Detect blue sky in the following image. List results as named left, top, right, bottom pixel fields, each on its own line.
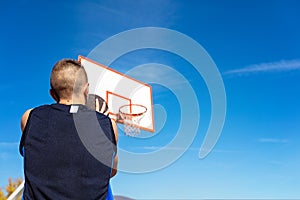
left=1, top=0, right=300, bottom=199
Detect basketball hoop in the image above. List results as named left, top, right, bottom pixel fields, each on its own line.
left=118, top=104, right=147, bottom=137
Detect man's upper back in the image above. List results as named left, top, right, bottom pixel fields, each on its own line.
left=20, top=104, right=116, bottom=200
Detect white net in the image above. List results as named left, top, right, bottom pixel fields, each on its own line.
left=119, top=104, right=147, bottom=137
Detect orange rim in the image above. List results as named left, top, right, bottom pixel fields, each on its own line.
left=119, top=104, right=147, bottom=117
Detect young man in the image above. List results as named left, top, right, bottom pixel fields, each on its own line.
left=20, top=59, right=118, bottom=200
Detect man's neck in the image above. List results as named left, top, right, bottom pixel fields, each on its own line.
left=59, top=98, right=86, bottom=105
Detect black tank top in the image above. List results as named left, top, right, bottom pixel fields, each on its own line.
left=19, top=104, right=116, bottom=200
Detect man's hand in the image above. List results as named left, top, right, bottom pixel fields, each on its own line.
left=95, top=98, right=109, bottom=116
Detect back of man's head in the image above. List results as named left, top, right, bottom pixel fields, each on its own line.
left=50, top=59, right=88, bottom=101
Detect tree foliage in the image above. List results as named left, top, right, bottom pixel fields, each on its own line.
left=0, top=188, right=6, bottom=200
left=0, top=178, right=23, bottom=200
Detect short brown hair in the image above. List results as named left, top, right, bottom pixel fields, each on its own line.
left=50, top=59, right=88, bottom=100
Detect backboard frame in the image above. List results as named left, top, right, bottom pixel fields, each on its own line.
left=78, top=55, right=155, bottom=133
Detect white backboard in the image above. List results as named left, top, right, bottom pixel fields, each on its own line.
left=79, top=56, right=155, bottom=132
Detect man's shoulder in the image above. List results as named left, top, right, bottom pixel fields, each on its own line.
left=20, top=105, right=51, bottom=132
left=31, top=104, right=52, bottom=113
left=22, top=104, right=51, bottom=118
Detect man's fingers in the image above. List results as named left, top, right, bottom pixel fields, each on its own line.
left=99, top=101, right=105, bottom=113
left=95, top=98, right=100, bottom=112
left=104, top=108, right=109, bottom=116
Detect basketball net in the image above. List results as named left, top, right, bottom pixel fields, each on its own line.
left=119, top=104, right=147, bottom=137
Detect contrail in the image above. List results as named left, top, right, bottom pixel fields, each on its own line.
left=223, top=59, right=300, bottom=76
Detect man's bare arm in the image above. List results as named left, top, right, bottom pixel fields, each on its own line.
left=21, top=109, right=32, bottom=132
left=111, top=119, right=118, bottom=177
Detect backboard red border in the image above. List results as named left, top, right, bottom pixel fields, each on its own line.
left=78, top=55, right=155, bottom=132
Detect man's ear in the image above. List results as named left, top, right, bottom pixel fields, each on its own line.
left=50, top=89, right=59, bottom=102
left=83, top=83, right=89, bottom=102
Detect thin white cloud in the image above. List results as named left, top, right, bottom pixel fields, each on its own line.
left=0, top=142, right=20, bottom=160
left=211, top=149, right=245, bottom=153
left=0, top=152, right=9, bottom=159
left=0, top=84, right=13, bottom=92
left=268, top=160, right=285, bottom=165
left=258, top=138, right=289, bottom=143
left=127, top=63, right=190, bottom=89
left=223, top=59, right=300, bottom=76
left=135, top=146, right=242, bottom=153
left=95, top=0, right=178, bottom=27
left=143, top=146, right=193, bottom=151
left=0, top=142, right=19, bottom=147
